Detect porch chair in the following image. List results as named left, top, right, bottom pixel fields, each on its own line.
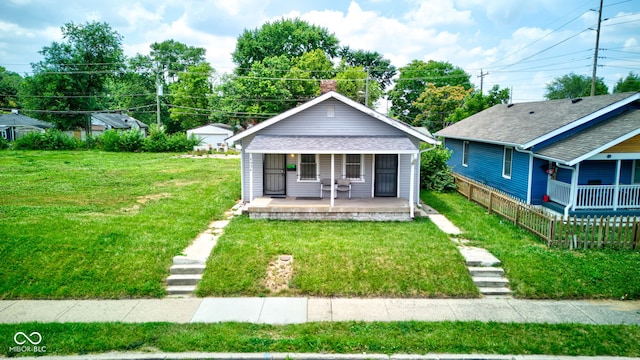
left=335, top=179, right=352, bottom=199
left=320, top=178, right=333, bottom=198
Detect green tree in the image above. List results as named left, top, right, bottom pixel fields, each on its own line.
left=544, top=72, right=608, bottom=100
left=335, top=65, right=382, bottom=107
left=0, top=67, right=22, bottom=109
left=102, top=72, right=156, bottom=125
left=168, top=62, right=215, bottom=130
left=388, top=60, right=472, bottom=124
left=127, top=40, right=208, bottom=131
left=446, top=85, right=510, bottom=126
left=232, top=18, right=339, bottom=75
left=19, top=21, right=125, bottom=130
left=613, top=72, right=640, bottom=93
left=413, top=84, right=472, bottom=132
left=339, top=47, right=397, bottom=90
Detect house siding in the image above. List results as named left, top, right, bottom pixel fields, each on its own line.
left=259, top=99, right=407, bottom=137
left=445, top=139, right=529, bottom=202
left=239, top=99, right=422, bottom=201
left=530, top=157, right=549, bottom=205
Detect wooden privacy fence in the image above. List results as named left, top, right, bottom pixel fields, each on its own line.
left=453, top=174, right=640, bottom=251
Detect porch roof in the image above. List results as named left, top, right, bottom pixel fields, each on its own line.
left=244, top=135, right=419, bottom=154
left=534, top=108, right=640, bottom=165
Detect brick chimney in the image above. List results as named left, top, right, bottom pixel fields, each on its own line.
left=320, top=80, right=338, bottom=94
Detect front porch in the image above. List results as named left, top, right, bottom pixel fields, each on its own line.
left=245, top=196, right=413, bottom=221
left=546, top=179, right=640, bottom=217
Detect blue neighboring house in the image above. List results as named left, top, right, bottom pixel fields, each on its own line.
left=435, top=92, right=640, bottom=218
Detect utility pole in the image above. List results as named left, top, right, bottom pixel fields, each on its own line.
left=590, top=0, right=603, bottom=96
left=478, top=69, right=489, bottom=94
left=365, top=67, right=370, bottom=107
left=156, top=63, right=163, bottom=126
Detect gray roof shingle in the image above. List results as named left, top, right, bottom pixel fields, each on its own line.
left=435, top=92, right=639, bottom=146
left=245, top=135, right=418, bottom=153
left=535, top=107, right=640, bottom=164
left=0, top=113, right=53, bottom=128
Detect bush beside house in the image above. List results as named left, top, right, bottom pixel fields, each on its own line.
left=5, top=126, right=200, bottom=152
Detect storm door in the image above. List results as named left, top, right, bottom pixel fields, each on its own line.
left=263, top=154, right=286, bottom=196
left=374, top=154, right=398, bottom=197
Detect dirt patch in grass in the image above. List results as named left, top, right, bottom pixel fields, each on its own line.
left=120, top=193, right=172, bottom=214
left=154, top=179, right=200, bottom=187
left=264, top=255, right=294, bottom=293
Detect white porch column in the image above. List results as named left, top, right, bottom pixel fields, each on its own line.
left=571, top=162, right=580, bottom=211
left=409, top=153, right=416, bottom=218
left=371, top=154, right=376, bottom=198
left=613, top=159, right=621, bottom=211
left=330, top=154, right=335, bottom=208
left=249, top=153, right=254, bottom=202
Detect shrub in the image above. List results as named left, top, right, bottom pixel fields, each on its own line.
left=143, top=125, right=200, bottom=152
left=420, top=144, right=456, bottom=192
left=0, top=136, right=10, bottom=150
left=13, top=129, right=81, bottom=150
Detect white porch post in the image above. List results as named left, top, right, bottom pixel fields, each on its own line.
left=249, top=153, right=254, bottom=202
left=409, top=153, right=416, bottom=218
left=371, top=154, right=376, bottom=198
left=571, top=162, right=580, bottom=211
left=330, top=153, right=335, bottom=208
left=613, top=159, right=621, bottom=211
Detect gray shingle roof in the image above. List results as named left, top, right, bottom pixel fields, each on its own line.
left=435, top=92, right=639, bottom=146
left=91, top=113, right=148, bottom=129
left=245, top=135, right=418, bottom=154
left=535, top=107, right=640, bottom=164
left=0, top=113, right=53, bottom=128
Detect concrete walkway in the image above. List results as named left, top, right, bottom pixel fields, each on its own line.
left=1, top=297, right=639, bottom=325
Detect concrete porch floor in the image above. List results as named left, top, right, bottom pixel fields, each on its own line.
left=246, top=197, right=414, bottom=221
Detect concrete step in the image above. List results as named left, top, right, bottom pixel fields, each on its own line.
left=170, top=264, right=206, bottom=275
left=472, top=276, right=509, bottom=288
left=166, top=274, right=202, bottom=286
left=173, top=256, right=206, bottom=265
left=478, top=287, right=512, bottom=296
left=468, top=266, right=504, bottom=277
left=166, top=285, right=197, bottom=295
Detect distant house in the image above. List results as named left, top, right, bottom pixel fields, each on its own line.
left=186, top=123, right=234, bottom=151
left=225, top=85, right=437, bottom=221
left=0, top=111, right=53, bottom=141
left=91, top=113, right=149, bottom=137
left=436, top=92, right=640, bottom=218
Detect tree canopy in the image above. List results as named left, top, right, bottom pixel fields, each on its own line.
left=613, top=72, right=640, bottom=93
left=0, top=67, right=22, bottom=109
left=544, top=72, right=608, bottom=100
left=232, top=18, right=339, bottom=75
left=387, top=60, right=472, bottom=125
left=19, top=21, right=125, bottom=130
left=339, top=47, right=397, bottom=90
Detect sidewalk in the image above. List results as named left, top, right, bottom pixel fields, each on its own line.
left=1, top=297, right=639, bottom=325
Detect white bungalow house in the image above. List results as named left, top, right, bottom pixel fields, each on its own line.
left=186, top=123, right=234, bottom=151
left=225, top=86, right=438, bottom=221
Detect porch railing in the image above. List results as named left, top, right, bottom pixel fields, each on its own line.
left=454, top=174, right=640, bottom=251
left=548, top=180, right=640, bottom=210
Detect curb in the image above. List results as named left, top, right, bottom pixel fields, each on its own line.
left=14, top=352, right=640, bottom=360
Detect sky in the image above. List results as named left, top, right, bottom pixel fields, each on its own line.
left=0, top=0, right=639, bottom=105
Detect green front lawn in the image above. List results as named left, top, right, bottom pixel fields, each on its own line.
left=423, top=191, right=640, bottom=299
left=197, top=216, right=478, bottom=297
left=2, top=322, right=640, bottom=357
left=0, top=151, right=240, bottom=299
left=198, top=217, right=478, bottom=297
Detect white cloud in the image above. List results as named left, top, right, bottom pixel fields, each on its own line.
left=405, top=0, right=473, bottom=26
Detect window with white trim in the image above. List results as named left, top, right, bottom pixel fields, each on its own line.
left=503, top=146, right=513, bottom=179
left=462, top=141, right=469, bottom=167
left=343, top=154, right=364, bottom=181
left=298, top=154, right=318, bottom=181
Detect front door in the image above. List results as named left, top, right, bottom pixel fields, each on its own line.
left=375, top=154, right=398, bottom=197
left=263, top=154, right=286, bottom=196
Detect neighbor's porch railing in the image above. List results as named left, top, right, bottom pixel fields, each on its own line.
left=454, top=174, right=640, bottom=250
left=548, top=179, right=640, bottom=210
